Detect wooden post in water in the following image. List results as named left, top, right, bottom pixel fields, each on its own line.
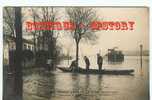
left=68, top=51, right=69, bottom=65
left=140, top=44, right=143, bottom=75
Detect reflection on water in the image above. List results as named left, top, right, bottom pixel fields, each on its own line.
left=23, top=72, right=55, bottom=100
left=23, top=56, right=149, bottom=100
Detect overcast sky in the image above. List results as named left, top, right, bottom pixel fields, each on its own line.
left=22, top=7, right=149, bottom=56
left=56, top=7, right=149, bottom=56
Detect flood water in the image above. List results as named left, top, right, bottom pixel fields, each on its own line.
left=23, top=56, right=149, bottom=100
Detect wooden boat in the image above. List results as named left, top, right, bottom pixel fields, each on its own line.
left=57, top=67, right=134, bottom=75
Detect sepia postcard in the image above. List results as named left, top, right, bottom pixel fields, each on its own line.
left=3, top=7, right=149, bottom=100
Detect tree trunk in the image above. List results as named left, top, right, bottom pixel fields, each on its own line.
left=33, top=33, right=36, bottom=53
left=76, top=42, right=79, bottom=70
left=14, top=7, right=23, bottom=100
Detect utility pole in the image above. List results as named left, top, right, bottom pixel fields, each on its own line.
left=14, top=7, right=23, bottom=100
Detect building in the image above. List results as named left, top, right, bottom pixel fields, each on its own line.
left=3, top=35, right=34, bottom=65
left=107, top=47, right=124, bottom=62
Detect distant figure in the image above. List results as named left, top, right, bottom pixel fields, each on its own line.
left=84, top=56, right=90, bottom=71
left=69, top=60, right=77, bottom=71
left=46, top=59, right=52, bottom=71
left=97, top=53, right=103, bottom=71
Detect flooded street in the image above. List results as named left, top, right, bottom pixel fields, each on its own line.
left=2, top=6, right=149, bottom=100
left=23, top=56, right=149, bottom=100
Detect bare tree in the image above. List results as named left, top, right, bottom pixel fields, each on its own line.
left=3, top=7, right=15, bottom=37
left=31, top=8, right=38, bottom=54
left=31, top=7, right=59, bottom=52
left=40, top=7, right=60, bottom=68
left=28, top=7, right=60, bottom=69
left=30, top=8, right=41, bottom=53
left=66, top=7, right=98, bottom=69
left=4, top=8, right=23, bottom=99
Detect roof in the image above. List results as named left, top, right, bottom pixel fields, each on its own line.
left=4, top=34, right=34, bottom=44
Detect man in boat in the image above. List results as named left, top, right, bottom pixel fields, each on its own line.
left=97, top=53, right=103, bottom=71
left=69, top=60, right=77, bottom=71
left=84, top=56, right=90, bottom=71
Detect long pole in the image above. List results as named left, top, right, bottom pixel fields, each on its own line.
left=140, top=44, right=143, bottom=68
left=140, top=44, right=143, bottom=75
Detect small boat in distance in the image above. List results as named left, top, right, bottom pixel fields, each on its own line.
left=57, top=67, right=134, bottom=75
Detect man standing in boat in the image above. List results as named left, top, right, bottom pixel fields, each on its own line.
left=84, top=56, right=90, bottom=71
left=97, top=53, right=103, bottom=71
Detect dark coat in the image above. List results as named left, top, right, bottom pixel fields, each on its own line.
left=85, top=57, right=90, bottom=66
left=97, top=56, right=103, bottom=65
left=70, top=60, right=76, bottom=68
